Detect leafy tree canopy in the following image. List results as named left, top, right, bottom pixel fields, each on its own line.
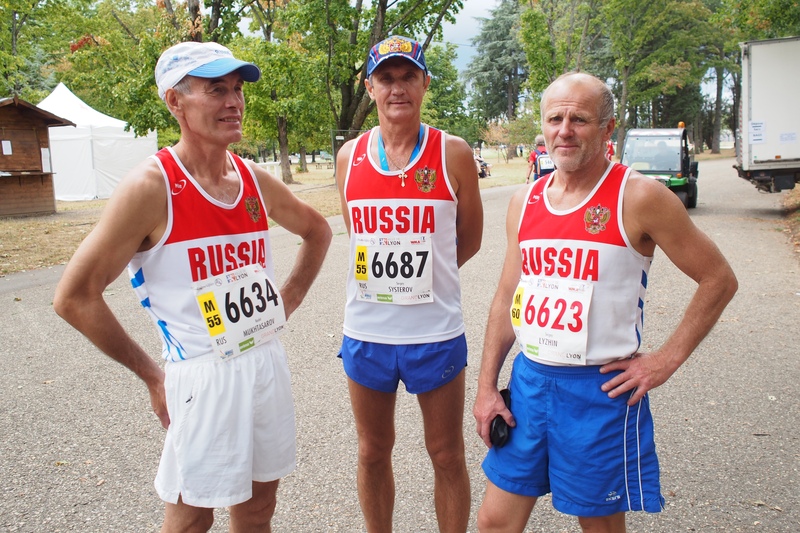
left=465, top=0, right=527, bottom=121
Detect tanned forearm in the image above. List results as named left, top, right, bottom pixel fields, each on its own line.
left=279, top=216, right=333, bottom=318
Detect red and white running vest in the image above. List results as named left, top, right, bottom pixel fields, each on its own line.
left=515, top=163, right=652, bottom=366
left=128, top=147, right=275, bottom=362
left=342, top=125, right=464, bottom=344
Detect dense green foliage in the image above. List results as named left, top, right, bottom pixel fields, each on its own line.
left=465, top=0, right=527, bottom=122
left=1, top=0, right=796, bottom=167
left=510, top=0, right=799, bottom=152
left=422, top=43, right=482, bottom=143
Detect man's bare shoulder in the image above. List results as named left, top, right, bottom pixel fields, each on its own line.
left=104, top=157, right=168, bottom=214
left=508, top=184, right=529, bottom=213
left=64, top=155, right=168, bottom=268
left=625, top=168, right=659, bottom=186
left=97, top=157, right=167, bottom=242
left=623, top=169, right=677, bottom=207
left=338, top=138, right=358, bottom=161
left=335, top=138, right=358, bottom=186
left=622, top=167, right=696, bottom=252
left=444, top=133, right=473, bottom=157
left=444, top=133, right=479, bottom=186
left=242, top=159, right=300, bottom=214
left=243, top=158, right=280, bottom=186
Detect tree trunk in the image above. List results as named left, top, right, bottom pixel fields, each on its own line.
left=187, top=0, right=202, bottom=41
left=299, top=147, right=308, bottom=173
left=507, top=73, right=515, bottom=119
left=651, top=100, right=656, bottom=128
left=11, top=11, right=20, bottom=95
left=208, top=0, right=221, bottom=36
left=160, top=0, right=182, bottom=30
left=730, top=67, right=741, bottom=138
left=615, top=67, right=630, bottom=156
left=712, top=64, right=724, bottom=154
left=695, top=115, right=703, bottom=154
left=277, top=116, right=293, bottom=184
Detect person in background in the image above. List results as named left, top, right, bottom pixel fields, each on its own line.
left=475, top=147, right=491, bottom=178
left=473, top=71, right=737, bottom=533
left=336, top=35, right=483, bottom=533
left=54, top=41, right=332, bottom=532
left=525, top=135, right=555, bottom=184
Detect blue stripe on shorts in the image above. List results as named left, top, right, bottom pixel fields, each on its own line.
left=338, top=334, right=467, bottom=394
left=481, top=353, right=665, bottom=517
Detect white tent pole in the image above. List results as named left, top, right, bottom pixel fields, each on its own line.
left=89, top=124, right=98, bottom=199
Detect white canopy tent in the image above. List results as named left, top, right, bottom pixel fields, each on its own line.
left=37, top=83, right=158, bottom=201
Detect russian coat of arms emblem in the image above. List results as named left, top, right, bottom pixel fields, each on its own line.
left=415, top=167, right=436, bottom=193
left=584, top=204, right=610, bottom=234
left=245, top=196, right=262, bottom=223
left=379, top=37, right=413, bottom=55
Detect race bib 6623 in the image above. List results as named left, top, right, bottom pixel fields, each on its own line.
left=511, top=276, right=593, bottom=365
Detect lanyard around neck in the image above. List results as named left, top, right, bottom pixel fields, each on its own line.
left=377, top=124, right=425, bottom=171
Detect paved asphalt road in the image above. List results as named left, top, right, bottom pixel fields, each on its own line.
left=1, top=158, right=798, bottom=532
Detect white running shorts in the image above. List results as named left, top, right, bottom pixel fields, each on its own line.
left=154, top=340, right=296, bottom=508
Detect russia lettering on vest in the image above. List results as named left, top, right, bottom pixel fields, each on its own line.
left=187, top=238, right=267, bottom=282
left=350, top=205, right=435, bottom=234
left=521, top=245, right=599, bottom=281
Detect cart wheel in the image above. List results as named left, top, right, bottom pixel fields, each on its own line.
left=687, top=182, right=698, bottom=208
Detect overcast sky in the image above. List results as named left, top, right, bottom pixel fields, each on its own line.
left=438, top=0, right=498, bottom=74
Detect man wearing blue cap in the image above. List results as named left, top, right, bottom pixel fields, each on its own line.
left=54, top=41, right=332, bottom=531
left=336, top=35, right=483, bottom=532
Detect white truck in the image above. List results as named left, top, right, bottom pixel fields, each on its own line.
left=735, top=36, right=800, bottom=193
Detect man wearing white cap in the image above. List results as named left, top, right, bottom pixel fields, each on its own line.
left=336, top=35, right=483, bottom=532
left=54, top=41, right=332, bottom=531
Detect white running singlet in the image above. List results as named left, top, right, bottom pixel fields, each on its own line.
left=128, top=147, right=276, bottom=362
left=514, top=163, right=652, bottom=366
left=343, top=125, right=464, bottom=344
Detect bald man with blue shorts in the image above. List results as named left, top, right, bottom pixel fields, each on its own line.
left=472, top=72, right=737, bottom=532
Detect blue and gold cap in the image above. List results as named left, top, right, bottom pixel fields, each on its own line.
left=366, top=36, right=427, bottom=77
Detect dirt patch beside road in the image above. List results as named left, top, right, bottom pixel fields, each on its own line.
left=0, top=156, right=529, bottom=276
left=782, top=186, right=800, bottom=253
left=0, top=200, right=105, bottom=275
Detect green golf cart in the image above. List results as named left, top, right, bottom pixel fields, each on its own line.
left=620, top=126, right=699, bottom=208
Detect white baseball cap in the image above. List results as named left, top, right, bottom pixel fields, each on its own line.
left=155, top=41, right=261, bottom=100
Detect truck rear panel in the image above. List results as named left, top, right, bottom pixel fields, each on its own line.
left=739, top=37, right=800, bottom=175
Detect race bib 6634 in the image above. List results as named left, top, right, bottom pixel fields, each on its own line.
left=193, top=263, right=285, bottom=360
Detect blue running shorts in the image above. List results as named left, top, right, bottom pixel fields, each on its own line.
left=339, top=334, right=467, bottom=394
left=482, top=353, right=665, bottom=517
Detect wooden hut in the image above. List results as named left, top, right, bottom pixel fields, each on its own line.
left=0, top=96, right=74, bottom=217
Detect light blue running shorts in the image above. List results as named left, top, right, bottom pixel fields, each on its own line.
left=482, top=353, right=665, bottom=517
left=339, top=334, right=467, bottom=394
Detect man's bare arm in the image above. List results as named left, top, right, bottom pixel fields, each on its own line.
left=335, top=139, right=356, bottom=236
left=600, top=175, right=738, bottom=405
left=53, top=160, right=170, bottom=428
left=445, top=135, right=483, bottom=267
left=473, top=187, right=526, bottom=447
left=251, top=163, right=333, bottom=318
